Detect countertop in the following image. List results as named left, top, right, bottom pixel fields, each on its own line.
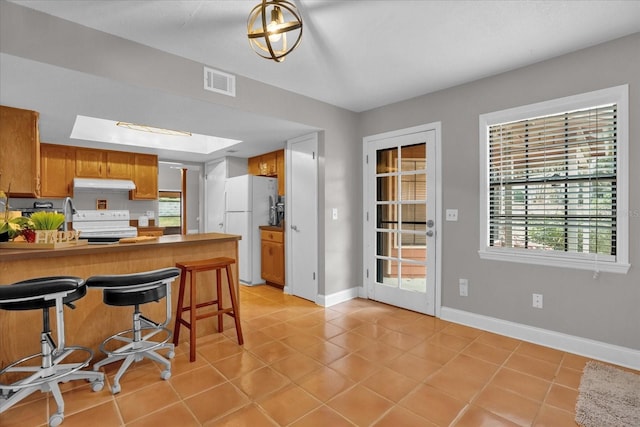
left=0, top=232, right=241, bottom=261
left=259, top=225, right=285, bottom=232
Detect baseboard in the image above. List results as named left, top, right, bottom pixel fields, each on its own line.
left=440, top=307, right=640, bottom=371
left=317, top=286, right=360, bottom=307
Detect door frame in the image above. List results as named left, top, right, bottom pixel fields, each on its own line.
left=362, top=122, right=442, bottom=317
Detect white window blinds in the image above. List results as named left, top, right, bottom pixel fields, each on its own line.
left=488, top=104, right=617, bottom=259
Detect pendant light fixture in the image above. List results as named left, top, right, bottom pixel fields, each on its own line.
left=247, top=0, right=303, bottom=62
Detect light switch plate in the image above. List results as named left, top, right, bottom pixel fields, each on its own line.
left=332, top=208, right=338, bottom=220
left=446, top=209, right=458, bottom=221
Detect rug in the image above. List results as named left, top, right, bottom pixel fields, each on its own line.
left=575, top=361, right=640, bottom=427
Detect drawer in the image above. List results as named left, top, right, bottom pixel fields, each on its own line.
left=261, top=229, right=283, bottom=243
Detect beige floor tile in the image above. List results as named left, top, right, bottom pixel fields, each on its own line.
left=198, top=339, right=244, bottom=363
left=490, top=367, right=551, bottom=402
left=373, top=406, right=438, bottom=427
left=329, top=330, right=375, bottom=352
left=327, top=384, right=394, bottom=426
left=59, top=401, right=123, bottom=427
left=305, top=322, right=346, bottom=340
left=554, top=365, right=582, bottom=389
left=442, top=323, right=485, bottom=340
left=409, top=341, right=459, bottom=365
left=298, top=366, right=356, bottom=402
left=454, top=405, right=520, bottom=427
left=516, top=342, right=564, bottom=364
left=426, top=366, right=487, bottom=402
left=533, top=404, right=577, bottom=427
left=428, top=331, right=474, bottom=351
left=504, top=353, right=558, bottom=381
left=301, top=340, right=350, bottom=365
left=169, top=365, right=227, bottom=398
left=231, top=366, right=291, bottom=399
left=400, top=384, right=467, bottom=426
left=258, top=384, right=322, bottom=425
left=462, top=341, right=512, bottom=365
left=544, top=383, right=578, bottom=413
left=210, top=403, right=278, bottom=427
left=351, top=322, right=391, bottom=339
left=184, top=382, right=250, bottom=424
left=362, top=367, right=420, bottom=402
left=289, top=405, right=355, bottom=427
left=127, top=402, right=199, bottom=427
left=280, top=333, right=325, bottom=352
left=329, top=353, right=380, bottom=382
left=475, top=332, right=521, bottom=351
left=249, top=340, right=298, bottom=364
left=386, top=352, right=442, bottom=380
left=115, top=381, right=180, bottom=423
left=213, top=351, right=266, bottom=379
left=328, top=314, right=365, bottom=330
left=270, top=352, right=323, bottom=381
left=377, top=329, right=425, bottom=351
left=474, top=385, right=540, bottom=426
left=354, top=341, right=404, bottom=364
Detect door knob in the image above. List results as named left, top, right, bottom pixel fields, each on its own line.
left=291, top=225, right=299, bottom=231
left=426, top=219, right=435, bottom=228
left=426, top=230, right=434, bottom=237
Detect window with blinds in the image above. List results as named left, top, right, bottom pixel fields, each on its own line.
left=479, top=85, right=629, bottom=273
left=489, top=105, right=617, bottom=257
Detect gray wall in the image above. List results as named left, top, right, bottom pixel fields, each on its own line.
left=0, top=0, right=361, bottom=297
left=359, top=33, right=640, bottom=350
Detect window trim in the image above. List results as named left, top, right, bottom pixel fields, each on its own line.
left=478, top=85, right=629, bottom=273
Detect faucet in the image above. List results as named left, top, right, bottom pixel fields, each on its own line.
left=62, top=197, right=76, bottom=231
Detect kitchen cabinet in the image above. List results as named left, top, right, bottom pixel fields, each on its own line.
left=261, top=228, right=285, bottom=288
left=0, top=105, right=40, bottom=197
left=276, top=150, right=285, bottom=196
left=105, top=151, right=133, bottom=179
left=248, top=149, right=285, bottom=196
left=130, top=153, right=158, bottom=200
left=75, top=148, right=133, bottom=179
left=40, top=143, right=75, bottom=198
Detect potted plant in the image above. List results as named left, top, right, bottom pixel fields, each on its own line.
left=0, top=182, right=33, bottom=242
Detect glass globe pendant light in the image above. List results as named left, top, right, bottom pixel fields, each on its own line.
left=247, top=0, right=303, bottom=62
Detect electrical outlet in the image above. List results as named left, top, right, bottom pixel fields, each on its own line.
left=446, top=209, right=458, bottom=221
left=332, top=208, right=338, bottom=220
left=459, top=279, right=468, bottom=296
left=532, top=293, right=543, bottom=308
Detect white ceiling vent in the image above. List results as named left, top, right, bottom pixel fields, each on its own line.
left=204, top=66, right=236, bottom=97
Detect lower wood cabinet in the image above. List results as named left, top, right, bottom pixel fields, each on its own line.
left=261, top=228, right=285, bottom=287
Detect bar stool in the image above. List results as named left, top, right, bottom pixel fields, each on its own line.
left=173, top=257, right=243, bottom=362
left=0, top=276, right=104, bottom=427
left=86, top=267, right=180, bottom=394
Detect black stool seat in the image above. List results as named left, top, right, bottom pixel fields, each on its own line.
left=0, top=276, right=86, bottom=311
left=87, top=268, right=178, bottom=306
left=86, top=267, right=180, bottom=395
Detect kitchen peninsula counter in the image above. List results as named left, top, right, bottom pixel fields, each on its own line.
left=0, top=232, right=241, bottom=366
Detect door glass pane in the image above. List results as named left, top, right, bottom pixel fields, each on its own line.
left=377, top=147, right=398, bottom=173
left=401, top=144, right=426, bottom=171
left=375, top=231, right=395, bottom=257
left=399, top=260, right=426, bottom=292
left=377, top=258, right=398, bottom=287
left=377, top=205, right=397, bottom=231
left=401, top=173, right=426, bottom=201
left=376, top=176, right=397, bottom=202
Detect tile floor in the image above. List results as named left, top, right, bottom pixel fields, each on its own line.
left=0, top=284, right=624, bottom=426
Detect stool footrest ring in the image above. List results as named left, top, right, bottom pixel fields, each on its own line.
left=99, top=326, right=173, bottom=358
left=0, top=346, right=94, bottom=391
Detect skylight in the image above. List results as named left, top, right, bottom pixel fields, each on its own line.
left=70, top=115, right=241, bottom=155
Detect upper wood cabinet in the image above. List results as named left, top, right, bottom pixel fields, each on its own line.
left=276, top=150, right=285, bottom=196
left=40, top=143, right=75, bottom=198
left=106, top=151, right=133, bottom=179
left=129, top=153, right=158, bottom=200
left=75, top=148, right=105, bottom=178
left=0, top=105, right=41, bottom=197
left=75, top=148, right=133, bottom=179
left=248, top=149, right=285, bottom=196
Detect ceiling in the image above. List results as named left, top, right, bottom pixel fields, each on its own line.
left=3, top=0, right=640, bottom=163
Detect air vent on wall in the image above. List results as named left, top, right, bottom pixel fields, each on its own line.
left=204, top=66, right=236, bottom=97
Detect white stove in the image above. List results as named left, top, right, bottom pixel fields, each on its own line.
left=72, top=210, right=137, bottom=243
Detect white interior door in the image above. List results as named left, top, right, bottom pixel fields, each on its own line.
left=286, top=133, right=318, bottom=302
left=364, top=128, right=438, bottom=315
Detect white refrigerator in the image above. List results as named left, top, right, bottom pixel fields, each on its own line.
left=224, top=175, right=278, bottom=285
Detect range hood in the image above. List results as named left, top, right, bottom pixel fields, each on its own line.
left=73, top=178, right=136, bottom=191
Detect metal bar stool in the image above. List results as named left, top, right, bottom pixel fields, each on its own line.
left=86, top=267, right=180, bottom=394
left=0, top=276, right=104, bottom=427
left=173, top=257, right=243, bottom=362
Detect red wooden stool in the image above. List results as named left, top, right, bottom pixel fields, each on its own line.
left=173, top=257, right=243, bottom=362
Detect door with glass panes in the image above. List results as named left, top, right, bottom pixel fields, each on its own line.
left=365, top=130, right=436, bottom=315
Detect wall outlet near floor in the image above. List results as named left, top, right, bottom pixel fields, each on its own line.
left=532, top=293, right=543, bottom=308
left=459, top=278, right=469, bottom=296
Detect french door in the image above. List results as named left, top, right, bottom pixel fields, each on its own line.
left=364, top=128, right=438, bottom=315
